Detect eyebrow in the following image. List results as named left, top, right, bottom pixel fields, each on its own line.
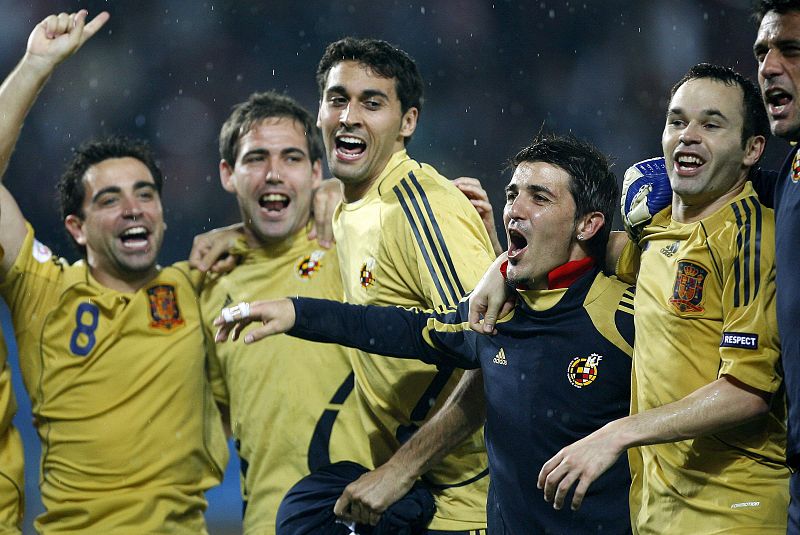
left=325, top=85, right=389, bottom=100
left=242, top=147, right=307, bottom=158
left=91, top=181, right=157, bottom=203
left=667, top=106, right=729, bottom=122
left=505, top=183, right=555, bottom=196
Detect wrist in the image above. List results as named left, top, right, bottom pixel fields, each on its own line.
left=19, top=52, right=57, bottom=80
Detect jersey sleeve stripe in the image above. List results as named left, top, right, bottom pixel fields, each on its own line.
left=394, top=184, right=455, bottom=308
left=750, top=197, right=762, bottom=300
left=732, top=202, right=746, bottom=307
left=732, top=198, right=763, bottom=307
left=407, top=171, right=467, bottom=297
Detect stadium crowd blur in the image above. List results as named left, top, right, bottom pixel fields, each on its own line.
left=0, top=0, right=786, bottom=532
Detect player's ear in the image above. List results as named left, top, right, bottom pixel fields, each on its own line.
left=220, top=160, right=236, bottom=193
left=743, top=134, right=766, bottom=168
left=576, top=211, right=605, bottom=242
left=399, top=106, right=418, bottom=140
left=311, top=159, right=323, bottom=189
left=64, top=214, right=87, bottom=246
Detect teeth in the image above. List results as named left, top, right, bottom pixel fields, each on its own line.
left=261, top=193, right=288, bottom=202
left=338, top=136, right=365, bottom=145
left=121, top=226, right=147, bottom=237
left=677, top=155, right=703, bottom=165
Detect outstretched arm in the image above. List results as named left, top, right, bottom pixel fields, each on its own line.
left=538, top=375, right=769, bottom=511
left=334, top=369, right=486, bottom=526
left=0, top=10, right=109, bottom=275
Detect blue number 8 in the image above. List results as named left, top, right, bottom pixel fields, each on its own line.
left=69, top=303, right=99, bottom=356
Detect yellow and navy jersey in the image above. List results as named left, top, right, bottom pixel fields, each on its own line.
left=0, top=224, right=228, bottom=535
left=197, top=227, right=369, bottom=535
left=288, top=268, right=635, bottom=534
left=0, top=329, right=23, bottom=535
left=618, top=182, right=788, bottom=534
left=332, top=149, right=495, bottom=530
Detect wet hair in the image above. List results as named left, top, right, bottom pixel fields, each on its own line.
left=752, top=0, right=800, bottom=23
left=58, top=136, right=163, bottom=255
left=510, top=132, right=618, bottom=265
left=316, top=37, right=423, bottom=145
left=219, top=90, right=323, bottom=166
left=669, top=63, right=770, bottom=147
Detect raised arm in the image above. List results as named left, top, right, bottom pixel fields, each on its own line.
left=0, top=10, right=109, bottom=275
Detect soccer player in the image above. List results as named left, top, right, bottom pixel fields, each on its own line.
left=753, top=2, right=800, bottom=531
left=216, top=133, right=636, bottom=534
left=525, top=65, right=787, bottom=534
left=195, top=91, right=369, bottom=534
left=0, top=12, right=229, bottom=533
left=288, top=37, right=496, bottom=532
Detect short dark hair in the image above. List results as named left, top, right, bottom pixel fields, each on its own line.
left=219, top=91, right=323, bottom=166
left=669, top=63, right=770, bottom=147
left=58, top=136, right=163, bottom=255
left=510, top=133, right=618, bottom=265
left=753, top=0, right=800, bottom=23
left=316, top=37, right=423, bottom=145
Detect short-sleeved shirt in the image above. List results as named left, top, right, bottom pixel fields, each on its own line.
left=617, top=183, right=789, bottom=534
left=332, top=149, right=495, bottom=530
left=199, top=226, right=369, bottom=535
left=0, top=224, right=228, bottom=534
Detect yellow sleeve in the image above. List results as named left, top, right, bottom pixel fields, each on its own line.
left=717, top=200, right=781, bottom=393
left=616, top=240, right=641, bottom=286
left=384, top=175, right=495, bottom=311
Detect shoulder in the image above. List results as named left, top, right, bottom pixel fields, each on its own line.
left=583, top=273, right=635, bottom=357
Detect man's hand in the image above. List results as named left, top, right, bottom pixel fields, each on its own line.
left=26, top=10, right=109, bottom=70
left=333, top=461, right=416, bottom=526
left=307, top=178, right=343, bottom=249
left=468, top=253, right=515, bottom=334
left=621, top=157, right=672, bottom=243
left=214, top=298, right=296, bottom=344
left=537, top=422, right=625, bottom=511
left=454, top=177, right=503, bottom=256
left=188, top=223, right=244, bottom=273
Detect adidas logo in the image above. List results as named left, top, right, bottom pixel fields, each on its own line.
left=660, top=241, right=680, bottom=257
left=493, top=348, right=507, bottom=366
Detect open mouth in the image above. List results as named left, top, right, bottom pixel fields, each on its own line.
left=674, top=153, right=705, bottom=174
left=335, top=135, right=366, bottom=160
left=507, top=228, right=528, bottom=261
left=765, top=87, right=793, bottom=114
left=119, top=226, right=150, bottom=250
left=259, top=193, right=290, bottom=212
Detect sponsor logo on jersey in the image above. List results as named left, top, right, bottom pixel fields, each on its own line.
left=720, top=331, right=759, bottom=350
left=492, top=348, right=507, bottom=365
left=359, top=257, right=376, bottom=288
left=669, top=261, right=707, bottom=314
left=567, top=353, right=602, bottom=388
left=660, top=240, right=680, bottom=257
left=147, top=284, right=185, bottom=330
left=32, top=239, right=53, bottom=263
left=297, top=250, right=325, bottom=279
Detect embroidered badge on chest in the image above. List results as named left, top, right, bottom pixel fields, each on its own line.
left=792, top=150, right=800, bottom=183
left=146, top=284, right=185, bottom=330
left=669, top=260, right=708, bottom=314
left=567, top=353, right=603, bottom=388
left=359, top=257, right=376, bottom=288
left=297, top=250, right=325, bottom=279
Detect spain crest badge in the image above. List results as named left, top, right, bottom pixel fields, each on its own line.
left=297, top=250, right=325, bottom=279
left=669, top=261, right=707, bottom=314
left=146, top=284, right=185, bottom=330
left=360, top=257, right=376, bottom=288
left=567, top=353, right=603, bottom=388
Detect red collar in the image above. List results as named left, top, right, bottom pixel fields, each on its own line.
left=500, top=256, right=595, bottom=290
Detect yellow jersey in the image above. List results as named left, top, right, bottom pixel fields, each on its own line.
left=0, top=327, right=23, bottom=535
left=0, top=224, right=228, bottom=534
left=618, top=183, right=788, bottom=534
left=333, top=149, right=495, bottom=530
left=199, top=226, right=369, bottom=535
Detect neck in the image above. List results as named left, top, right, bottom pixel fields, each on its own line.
left=672, top=179, right=746, bottom=223
left=343, top=177, right=379, bottom=203
left=90, top=266, right=159, bottom=293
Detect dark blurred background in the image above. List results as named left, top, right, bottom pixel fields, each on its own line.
left=0, top=1, right=787, bottom=533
